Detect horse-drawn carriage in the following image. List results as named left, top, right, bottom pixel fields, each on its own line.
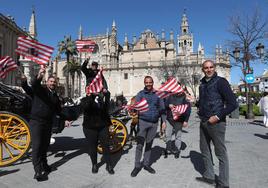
left=0, top=82, right=129, bottom=167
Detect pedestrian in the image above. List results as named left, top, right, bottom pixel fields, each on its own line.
left=163, top=91, right=191, bottom=158
left=196, top=60, right=237, bottom=188
left=29, top=67, right=71, bottom=181
left=258, top=91, right=268, bottom=127
left=130, top=76, right=166, bottom=177
left=81, top=59, right=114, bottom=175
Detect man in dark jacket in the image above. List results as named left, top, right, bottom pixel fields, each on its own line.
left=29, top=67, right=71, bottom=181
left=130, top=76, right=166, bottom=177
left=196, top=60, right=237, bottom=188
left=81, top=58, right=108, bottom=92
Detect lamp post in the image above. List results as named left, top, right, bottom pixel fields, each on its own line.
left=232, top=43, right=265, bottom=119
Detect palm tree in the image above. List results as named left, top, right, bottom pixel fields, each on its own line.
left=58, top=35, right=77, bottom=97
left=62, top=58, right=81, bottom=98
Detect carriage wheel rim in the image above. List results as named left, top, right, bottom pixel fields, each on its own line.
left=0, top=112, right=31, bottom=167
left=97, top=118, right=128, bottom=153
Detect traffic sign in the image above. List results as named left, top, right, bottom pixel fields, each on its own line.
left=245, top=74, right=254, bottom=83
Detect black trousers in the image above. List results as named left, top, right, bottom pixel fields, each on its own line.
left=83, top=127, right=111, bottom=166
left=29, top=119, right=52, bottom=173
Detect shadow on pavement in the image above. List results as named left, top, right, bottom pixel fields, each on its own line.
left=254, top=133, right=268, bottom=139
left=181, top=150, right=205, bottom=175
left=49, top=136, right=88, bottom=169
left=0, top=169, right=20, bottom=177
left=249, top=120, right=264, bottom=127
left=49, top=136, right=133, bottom=170
left=149, top=145, right=165, bottom=166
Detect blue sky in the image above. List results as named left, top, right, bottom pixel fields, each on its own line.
left=1, top=0, right=268, bottom=84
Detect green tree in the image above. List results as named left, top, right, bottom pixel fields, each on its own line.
left=58, top=35, right=77, bottom=97
left=63, top=58, right=81, bottom=98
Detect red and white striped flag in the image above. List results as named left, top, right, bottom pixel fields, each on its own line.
left=156, top=77, right=184, bottom=98
left=0, top=56, right=18, bottom=79
left=75, top=40, right=96, bottom=52
left=171, top=104, right=188, bottom=120
left=15, top=36, right=54, bottom=65
left=125, top=98, right=149, bottom=113
left=86, top=68, right=103, bottom=94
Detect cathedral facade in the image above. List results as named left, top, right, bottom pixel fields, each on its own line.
left=75, top=12, right=231, bottom=99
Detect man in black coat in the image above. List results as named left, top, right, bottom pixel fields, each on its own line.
left=29, top=67, right=71, bottom=181
left=196, top=60, right=237, bottom=188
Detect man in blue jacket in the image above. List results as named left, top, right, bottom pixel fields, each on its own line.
left=196, top=60, right=237, bottom=188
left=130, top=76, right=166, bottom=177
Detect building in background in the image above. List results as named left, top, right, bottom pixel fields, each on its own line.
left=69, top=11, right=230, bottom=99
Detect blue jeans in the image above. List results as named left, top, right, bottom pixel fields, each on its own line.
left=199, top=121, right=229, bottom=187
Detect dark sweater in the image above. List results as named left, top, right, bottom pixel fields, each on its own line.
left=30, top=77, right=61, bottom=123
left=81, top=94, right=111, bottom=129
left=165, top=93, right=191, bottom=124
left=81, top=60, right=108, bottom=89
left=198, top=73, right=237, bottom=121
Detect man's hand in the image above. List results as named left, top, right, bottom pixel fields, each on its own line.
left=208, top=115, right=219, bottom=125
left=183, top=122, right=188, bottom=127
left=64, top=120, right=72, bottom=127
left=169, top=104, right=174, bottom=109
left=102, top=88, right=107, bottom=93
left=162, top=122, right=166, bottom=131
left=21, top=74, right=27, bottom=81
left=37, top=66, right=46, bottom=79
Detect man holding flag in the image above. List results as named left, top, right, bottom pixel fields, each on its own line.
left=131, top=76, right=166, bottom=177
left=81, top=58, right=114, bottom=175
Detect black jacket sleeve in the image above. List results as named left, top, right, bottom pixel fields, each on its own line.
left=81, top=59, right=90, bottom=78
left=216, top=78, right=238, bottom=120
left=21, top=79, right=33, bottom=98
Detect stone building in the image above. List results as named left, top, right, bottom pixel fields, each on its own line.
left=74, top=12, right=230, bottom=100
left=0, top=13, right=29, bottom=85
left=0, top=9, right=40, bottom=86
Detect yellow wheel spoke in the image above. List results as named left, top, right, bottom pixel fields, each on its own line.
left=4, top=117, right=13, bottom=133
left=8, top=130, right=28, bottom=139
left=116, top=135, right=125, bottom=138
left=3, top=142, right=15, bottom=159
left=7, top=138, right=27, bottom=144
left=6, top=140, right=23, bottom=152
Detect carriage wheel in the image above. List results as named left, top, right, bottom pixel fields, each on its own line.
left=0, top=111, right=31, bottom=167
left=97, top=118, right=128, bottom=154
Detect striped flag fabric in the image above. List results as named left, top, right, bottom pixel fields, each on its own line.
left=171, top=104, right=189, bottom=120
left=125, top=98, right=149, bottom=113
left=156, top=77, right=184, bottom=98
left=0, top=56, right=18, bottom=79
left=75, top=40, right=96, bottom=52
left=15, top=36, right=54, bottom=65
left=85, top=68, right=104, bottom=94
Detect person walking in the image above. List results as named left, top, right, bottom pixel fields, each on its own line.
left=196, top=60, right=237, bottom=188
left=130, top=76, right=166, bottom=177
left=163, top=92, right=191, bottom=158
left=258, top=92, right=268, bottom=127
left=29, top=67, right=71, bottom=181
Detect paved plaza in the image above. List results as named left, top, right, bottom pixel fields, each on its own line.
left=0, top=109, right=268, bottom=188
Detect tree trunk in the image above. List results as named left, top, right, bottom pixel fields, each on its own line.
left=66, top=54, right=70, bottom=98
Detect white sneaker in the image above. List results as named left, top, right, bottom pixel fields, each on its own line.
left=50, top=137, right=55, bottom=144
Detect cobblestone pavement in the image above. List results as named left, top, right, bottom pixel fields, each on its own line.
left=1, top=109, right=268, bottom=188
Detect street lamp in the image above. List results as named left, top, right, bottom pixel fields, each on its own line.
left=232, top=43, right=265, bottom=119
